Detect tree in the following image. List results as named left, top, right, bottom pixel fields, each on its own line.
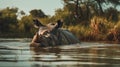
left=61, top=0, right=120, bottom=23
left=18, top=15, right=36, bottom=34
left=30, top=9, right=47, bottom=18
left=105, top=7, right=119, bottom=22
left=20, top=10, right=25, bottom=15
left=0, top=7, right=18, bottom=33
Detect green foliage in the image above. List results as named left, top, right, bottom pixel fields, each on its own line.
left=105, top=7, right=119, bottom=22
left=53, top=8, right=76, bottom=26
left=18, top=15, right=36, bottom=35
left=0, top=7, right=50, bottom=37
left=30, top=9, right=47, bottom=18
left=62, top=0, right=120, bottom=22
left=0, top=7, right=18, bottom=33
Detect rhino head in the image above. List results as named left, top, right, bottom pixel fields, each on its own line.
left=30, top=19, right=80, bottom=47
left=30, top=19, right=63, bottom=47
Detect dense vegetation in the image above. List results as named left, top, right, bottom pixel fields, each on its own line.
left=0, top=0, right=120, bottom=42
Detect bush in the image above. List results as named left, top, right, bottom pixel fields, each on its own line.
left=68, top=25, right=94, bottom=41
left=67, top=16, right=119, bottom=41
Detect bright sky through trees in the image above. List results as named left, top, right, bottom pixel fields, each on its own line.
left=0, top=0, right=64, bottom=16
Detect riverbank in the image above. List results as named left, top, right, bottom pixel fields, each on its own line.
left=0, top=33, right=120, bottom=44
left=0, top=33, right=33, bottom=38
left=68, top=24, right=120, bottom=43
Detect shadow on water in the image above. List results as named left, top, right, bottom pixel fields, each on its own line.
left=0, top=38, right=120, bottom=67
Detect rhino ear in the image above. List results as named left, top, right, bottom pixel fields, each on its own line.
left=33, top=19, right=44, bottom=28
left=54, top=20, right=63, bottom=29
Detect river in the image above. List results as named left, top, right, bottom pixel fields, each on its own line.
left=0, top=38, right=120, bottom=67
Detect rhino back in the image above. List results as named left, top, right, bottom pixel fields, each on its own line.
left=56, top=29, right=80, bottom=45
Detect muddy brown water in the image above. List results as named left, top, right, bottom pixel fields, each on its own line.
left=0, top=38, right=120, bottom=67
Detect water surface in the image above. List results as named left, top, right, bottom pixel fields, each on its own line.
left=0, top=38, right=120, bottom=67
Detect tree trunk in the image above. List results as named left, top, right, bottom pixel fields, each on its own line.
left=86, top=4, right=90, bottom=20
left=97, top=1, right=104, bottom=15
left=75, top=0, right=83, bottom=21
left=75, top=0, right=79, bottom=18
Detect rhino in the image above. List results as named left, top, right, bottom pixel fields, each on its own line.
left=30, top=19, right=80, bottom=47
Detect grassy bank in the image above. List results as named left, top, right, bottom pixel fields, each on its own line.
left=0, top=17, right=120, bottom=43
left=68, top=16, right=120, bottom=42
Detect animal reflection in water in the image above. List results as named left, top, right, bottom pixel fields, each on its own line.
left=30, top=19, right=80, bottom=47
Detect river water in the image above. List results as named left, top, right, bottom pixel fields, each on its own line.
left=0, top=38, right=120, bottom=67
